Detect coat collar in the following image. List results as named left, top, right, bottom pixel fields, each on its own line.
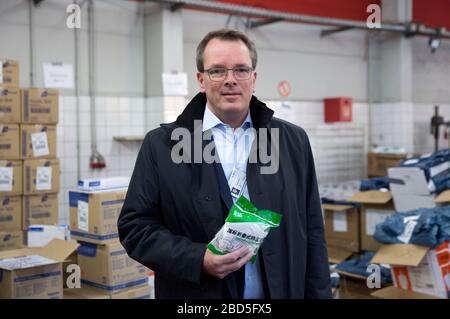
left=171, top=92, right=274, bottom=132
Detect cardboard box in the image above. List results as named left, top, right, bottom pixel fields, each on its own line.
left=0, top=160, right=22, bottom=195
left=372, top=242, right=450, bottom=299
left=63, top=251, right=78, bottom=289
left=0, top=59, right=19, bottom=88
left=23, top=159, right=60, bottom=194
left=69, top=189, right=127, bottom=244
left=20, top=124, right=57, bottom=159
left=323, top=204, right=360, bottom=253
left=388, top=167, right=436, bottom=212
left=0, top=124, right=19, bottom=159
left=371, top=286, right=441, bottom=299
left=77, top=177, right=130, bottom=192
left=0, top=230, right=23, bottom=251
left=327, top=246, right=353, bottom=264
left=27, top=224, right=68, bottom=247
left=22, top=193, right=59, bottom=230
left=434, top=189, right=450, bottom=205
left=348, top=191, right=395, bottom=251
left=368, top=152, right=406, bottom=177
left=77, top=240, right=148, bottom=293
left=0, top=239, right=78, bottom=299
left=0, top=195, right=22, bottom=231
left=0, top=87, right=20, bottom=123
left=21, top=88, right=58, bottom=124
left=64, top=284, right=150, bottom=299
left=331, top=269, right=380, bottom=299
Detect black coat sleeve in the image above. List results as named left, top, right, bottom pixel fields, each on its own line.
left=117, top=131, right=207, bottom=287
left=303, top=132, right=332, bottom=298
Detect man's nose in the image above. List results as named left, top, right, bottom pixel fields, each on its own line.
left=223, top=69, right=237, bottom=85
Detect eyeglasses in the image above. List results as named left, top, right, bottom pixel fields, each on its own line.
left=203, top=66, right=253, bottom=81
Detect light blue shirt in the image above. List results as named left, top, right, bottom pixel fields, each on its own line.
left=202, top=105, right=265, bottom=299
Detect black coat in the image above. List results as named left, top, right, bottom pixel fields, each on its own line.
left=118, top=93, right=331, bottom=299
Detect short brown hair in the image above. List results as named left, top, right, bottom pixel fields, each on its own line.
left=196, top=28, right=257, bottom=72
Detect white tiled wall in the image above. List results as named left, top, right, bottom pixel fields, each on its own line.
left=371, top=102, right=414, bottom=152
left=266, top=100, right=368, bottom=184
left=57, top=95, right=166, bottom=225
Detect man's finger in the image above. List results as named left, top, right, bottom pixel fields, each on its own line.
left=222, top=249, right=254, bottom=274
left=220, top=245, right=251, bottom=264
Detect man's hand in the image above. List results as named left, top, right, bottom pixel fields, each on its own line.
left=203, top=246, right=254, bottom=279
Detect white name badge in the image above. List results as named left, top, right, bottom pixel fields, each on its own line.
left=229, top=167, right=247, bottom=199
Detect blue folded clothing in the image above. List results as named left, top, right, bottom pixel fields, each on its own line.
left=335, top=251, right=392, bottom=284
left=373, top=206, right=450, bottom=247
left=360, top=176, right=390, bottom=191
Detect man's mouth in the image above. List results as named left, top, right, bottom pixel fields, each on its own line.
left=221, top=92, right=241, bottom=97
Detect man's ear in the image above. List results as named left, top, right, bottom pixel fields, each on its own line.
left=252, top=71, right=257, bottom=92
left=197, top=72, right=206, bottom=93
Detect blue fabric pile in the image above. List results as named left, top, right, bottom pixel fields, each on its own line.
left=360, top=176, right=390, bottom=191
left=373, top=206, right=450, bottom=248
left=334, top=251, right=392, bottom=284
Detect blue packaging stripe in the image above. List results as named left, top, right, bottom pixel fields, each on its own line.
left=28, top=226, right=44, bottom=232
left=101, top=199, right=124, bottom=206
left=14, top=271, right=61, bottom=283
left=69, top=191, right=89, bottom=208
left=77, top=242, right=97, bottom=257
left=71, top=231, right=119, bottom=241
left=81, top=278, right=148, bottom=292
left=110, top=249, right=127, bottom=257
left=135, top=294, right=151, bottom=299
left=89, top=181, right=101, bottom=187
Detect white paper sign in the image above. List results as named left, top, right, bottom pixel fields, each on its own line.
left=0, top=167, right=13, bottom=191
left=365, top=210, right=393, bottom=236
left=78, top=200, right=89, bottom=232
left=162, top=72, right=188, bottom=96
left=333, top=211, right=348, bottom=232
left=43, top=63, right=74, bottom=89
left=0, top=255, right=56, bottom=270
left=36, top=166, right=52, bottom=190
left=0, top=61, right=3, bottom=84
left=31, top=132, right=49, bottom=157
left=398, top=215, right=419, bottom=243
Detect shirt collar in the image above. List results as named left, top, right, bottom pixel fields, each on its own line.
left=202, top=104, right=252, bottom=132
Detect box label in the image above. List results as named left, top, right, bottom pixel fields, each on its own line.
left=365, top=210, right=393, bottom=236
left=36, top=166, right=52, bottom=190
left=398, top=215, right=419, bottom=244
left=0, top=254, right=56, bottom=270
left=333, top=211, right=348, bottom=232
left=31, top=132, right=49, bottom=157
left=0, top=167, right=13, bottom=191
left=78, top=200, right=89, bottom=232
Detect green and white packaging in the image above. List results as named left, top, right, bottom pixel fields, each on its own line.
left=207, top=195, right=282, bottom=263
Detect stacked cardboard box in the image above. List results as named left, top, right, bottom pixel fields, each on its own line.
left=323, top=203, right=360, bottom=264
left=0, top=239, right=78, bottom=299
left=347, top=190, right=396, bottom=252
left=0, top=59, right=23, bottom=251
left=367, top=152, right=407, bottom=178
left=68, top=188, right=150, bottom=298
left=20, top=88, right=59, bottom=231
left=1, top=60, right=60, bottom=249
left=64, top=284, right=151, bottom=299
left=372, top=242, right=450, bottom=299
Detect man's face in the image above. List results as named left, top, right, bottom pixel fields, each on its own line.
left=197, top=38, right=257, bottom=118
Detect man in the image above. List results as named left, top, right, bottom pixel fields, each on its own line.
left=118, top=29, right=331, bottom=299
